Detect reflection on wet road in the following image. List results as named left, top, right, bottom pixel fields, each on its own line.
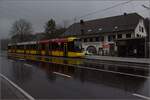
left=0, top=54, right=149, bottom=99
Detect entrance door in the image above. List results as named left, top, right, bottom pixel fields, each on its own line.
left=64, top=43, right=67, bottom=57
left=98, top=48, right=103, bottom=55
left=45, top=44, right=49, bottom=56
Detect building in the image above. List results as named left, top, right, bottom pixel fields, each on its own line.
left=63, top=13, right=147, bottom=56
left=144, top=18, right=150, bottom=58
left=116, top=37, right=145, bottom=58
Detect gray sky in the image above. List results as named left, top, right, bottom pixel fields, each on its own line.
left=0, top=0, right=149, bottom=39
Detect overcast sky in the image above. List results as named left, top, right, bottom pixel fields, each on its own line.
left=0, top=0, right=149, bottom=39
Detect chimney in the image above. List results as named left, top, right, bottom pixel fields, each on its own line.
left=124, top=12, right=127, bottom=16
left=80, top=19, right=84, bottom=35
left=80, top=19, right=84, bottom=25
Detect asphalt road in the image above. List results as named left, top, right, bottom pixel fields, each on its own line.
left=0, top=54, right=150, bottom=99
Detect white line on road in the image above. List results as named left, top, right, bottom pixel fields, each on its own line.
left=42, top=61, right=149, bottom=79
left=133, top=93, right=150, bottom=100
left=18, top=59, right=25, bottom=61
left=24, top=63, right=33, bottom=68
left=9, top=59, right=15, bottom=62
left=53, top=72, right=72, bottom=78
left=76, top=65, right=150, bottom=79
left=0, top=73, right=35, bottom=100
left=7, top=54, right=149, bottom=79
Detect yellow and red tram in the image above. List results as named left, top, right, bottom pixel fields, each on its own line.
left=8, top=37, right=84, bottom=57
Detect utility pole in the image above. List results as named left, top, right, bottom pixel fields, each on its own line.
left=142, top=4, right=150, bottom=58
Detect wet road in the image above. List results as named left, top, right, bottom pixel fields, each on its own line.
left=0, top=54, right=150, bottom=99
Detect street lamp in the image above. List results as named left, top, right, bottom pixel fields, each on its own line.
left=142, top=4, right=150, bottom=58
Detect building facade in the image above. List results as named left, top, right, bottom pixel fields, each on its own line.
left=63, top=13, right=147, bottom=56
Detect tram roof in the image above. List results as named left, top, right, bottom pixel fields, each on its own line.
left=38, top=37, right=77, bottom=43
left=67, top=37, right=77, bottom=41
left=8, top=43, right=15, bottom=46
left=16, top=41, right=37, bottom=45
left=8, top=37, right=78, bottom=46
left=38, top=40, right=49, bottom=44
left=50, top=38, right=68, bottom=43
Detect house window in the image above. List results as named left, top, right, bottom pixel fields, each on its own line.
left=93, top=38, right=96, bottom=42
left=142, top=27, right=144, bottom=32
left=82, top=39, right=84, bottom=42
left=88, top=29, right=92, bottom=32
left=98, top=28, right=102, bottom=31
left=87, top=38, right=90, bottom=42
left=114, top=26, right=118, bottom=29
left=113, top=35, right=116, bottom=40
left=117, top=34, right=122, bottom=39
left=137, top=34, right=139, bottom=37
left=126, top=33, right=131, bottom=38
left=139, top=26, right=141, bottom=32
left=78, top=39, right=81, bottom=41
left=90, top=38, right=93, bottom=42
left=84, top=38, right=87, bottom=42
left=100, top=36, right=104, bottom=41
left=80, top=29, right=84, bottom=34
left=108, top=35, right=116, bottom=42
left=96, top=37, right=99, bottom=42
left=139, top=26, right=143, bottom=32
left=108, top=35, right=112, bottom=42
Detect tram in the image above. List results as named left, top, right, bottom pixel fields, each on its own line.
left=8, top=37, right=84, bottom=57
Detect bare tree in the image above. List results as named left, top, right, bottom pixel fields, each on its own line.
left=62, top=20, right=70, bottom=28
left=10, top=19, right=33, bottom=42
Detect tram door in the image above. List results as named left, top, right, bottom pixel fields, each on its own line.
left=64, top=43, right=67, bottom=57
left=45, top=44, right=49, bottom=55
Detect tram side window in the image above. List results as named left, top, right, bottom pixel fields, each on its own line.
left=55, top=43, right=59, bottom=50
left=49, top=43, right=51, bottom=50
left=60, top=43, right=64, bottom=51
left=29, top=45, right=35, bottom=50
left=17, top=45, right=20, bottom=49
left=56, top=43, right=60, bottom=50
left=12, top=46, right=15, bottom=50
left=52, top=42, right=62, bottom=50
left=52, top=43, right=54, bottom=50
left=41, top=44, right=45, bottom=50
left=21, top=45, right=24, bottom=49
left=8, top=46, right=11, bottom=49
left=27, top=45, right=30, bottom=49
left=29, top=45, right=32, bottom=50
left=74, top=41, right=82, bottom=51
left=31, top=44, right=35, bottom=50
left=26, top=45, right=30, bottom=50
left=57, top=42, right=63, bottom=51
left=20, top=45, right=22, bottom=49
left=52, top=42, right=57, bottom=50
left=68, top=42, right=74, bottom=51
left=27, top=45, right=30, bottom=50
left=12, top=46, right=14, bottom=50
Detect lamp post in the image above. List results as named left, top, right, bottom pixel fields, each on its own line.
left=142, top=4, right=150, bottom=58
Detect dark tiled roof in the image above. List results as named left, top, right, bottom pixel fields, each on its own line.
left=63, top=13, right=143, bottom=36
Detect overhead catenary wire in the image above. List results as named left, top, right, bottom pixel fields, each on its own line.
left=74, top=0, right=134, bottom=21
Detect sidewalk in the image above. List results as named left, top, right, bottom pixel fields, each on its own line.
left=85, top=55, right=150, bottom=64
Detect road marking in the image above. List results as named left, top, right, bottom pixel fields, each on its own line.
left=18, top=59, right=25, bottom=61
left=76, top=65, right=150, bottom=79
left=133, top=93, right=150, bottom=100
left=7, top=54, right=149, bottom=79
left=24, top=63, right=33, bottom=68
left=84, top=61, right=149, bottom=70
left=0, top=73, right=35, bottom=100
left=9, top=59, right=15, bottom=62
left=53, top=72, right=72, bottom=78
left=37, top=60, right=149, bottom=79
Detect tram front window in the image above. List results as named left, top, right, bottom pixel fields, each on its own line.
left=74, top=41, right=82, bottom=51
